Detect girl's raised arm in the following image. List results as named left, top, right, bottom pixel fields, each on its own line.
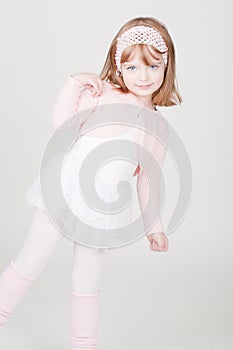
left=51, top=75, right=83, bottom=130
left=51, top=73, right=102, bottom=130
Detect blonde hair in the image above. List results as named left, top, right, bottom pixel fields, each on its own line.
left=100, top=17, right=182, bottom=107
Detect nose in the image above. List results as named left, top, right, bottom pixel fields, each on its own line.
left=138, top=67, right=149, bottom=81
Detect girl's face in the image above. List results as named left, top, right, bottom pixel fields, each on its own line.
left=120, top=48, right=165, bottom=107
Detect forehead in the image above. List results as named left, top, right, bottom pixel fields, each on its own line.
left=121, top=44, right=162, bottom=63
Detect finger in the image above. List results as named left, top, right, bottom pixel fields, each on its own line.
left=96, top=77, right=103, bottom=89
left=157, top=241, right=166, bottom=252
left=163, top=239, right=169, bottom=251
left=93, top=78, right=103, bottom=95
left=92, top=85, right=101, bottom=96
left=147, top=235, right=153, bottom=244
left=150, top=242, right=155, bottom=251
left=157, top=237, right=168, bottom=252
left=83, top=83, right=93, bottom=88
left=153, top=241, right=159, bottom=251
left=83, top=79, right=98, bottom=91
left=160, top=244, right=167, bottom=252
left=152, top=238, right=162, bottom=251
left=162, top=237, right=168, bottom=251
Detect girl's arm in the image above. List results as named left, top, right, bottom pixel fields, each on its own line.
left=51, top=73, right=103, bottom=130
left=51, top=75, right=83, bottom=130
left=136, top=116, right=169, bottom=236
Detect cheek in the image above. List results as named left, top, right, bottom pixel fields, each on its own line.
left=154, top=71, right=165, bottom=86
left=122, top=74, right=134, bottom=87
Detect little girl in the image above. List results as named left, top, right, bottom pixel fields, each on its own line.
left=0, top=16, right=181, bottom=349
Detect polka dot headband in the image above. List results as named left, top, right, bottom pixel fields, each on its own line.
left=115, top=25, right=168, bottom=72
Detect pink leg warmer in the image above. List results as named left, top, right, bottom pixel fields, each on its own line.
left=0, top=261, right=35, bottom=329
left=71, top=290, right=100, bottom=350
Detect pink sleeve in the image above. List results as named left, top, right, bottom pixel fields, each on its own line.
left=51, top=75, right=82, bottom=130
left=51, top=75, right=95, bottom=130
left=136, top=115, right=169, bottom=235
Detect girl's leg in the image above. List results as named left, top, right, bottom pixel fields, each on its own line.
left=13, top=208, right=64, bottom=278
left=0, top=208, right=64, bottom=329
left=71, top=243, right=110, bottom=350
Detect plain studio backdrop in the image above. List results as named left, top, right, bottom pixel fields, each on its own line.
left=0, top=1, right=232, bottom=349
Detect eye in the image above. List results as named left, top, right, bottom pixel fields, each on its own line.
left=149, top=64, right=158, bottom=70
left=126, top=66, right=136, bottom=71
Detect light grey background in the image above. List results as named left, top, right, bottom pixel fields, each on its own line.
left=0, top=1, right=232, bottom=349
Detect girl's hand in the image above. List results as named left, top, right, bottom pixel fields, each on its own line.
left=71, top=73, right=103, bottom=96
left=146, top=232, right=169, bottom=252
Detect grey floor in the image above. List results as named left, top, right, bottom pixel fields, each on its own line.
left=0, top=236, right=233, bottom=350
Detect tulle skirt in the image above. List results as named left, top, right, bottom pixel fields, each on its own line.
left=25, top=133, right=142, bottom=250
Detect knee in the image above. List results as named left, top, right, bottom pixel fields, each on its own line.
left=11, top=259, right=38, bottom=280
left=71, top=245, right=109, bottom=294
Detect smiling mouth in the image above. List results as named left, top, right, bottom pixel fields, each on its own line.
left=137, top=84, right=153, bottom=89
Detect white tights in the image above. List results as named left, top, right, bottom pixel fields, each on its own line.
left=13, top=208, right=110, bottom=294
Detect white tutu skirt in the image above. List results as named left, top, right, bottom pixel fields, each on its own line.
left=25, top=130, right=143, bottom=250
